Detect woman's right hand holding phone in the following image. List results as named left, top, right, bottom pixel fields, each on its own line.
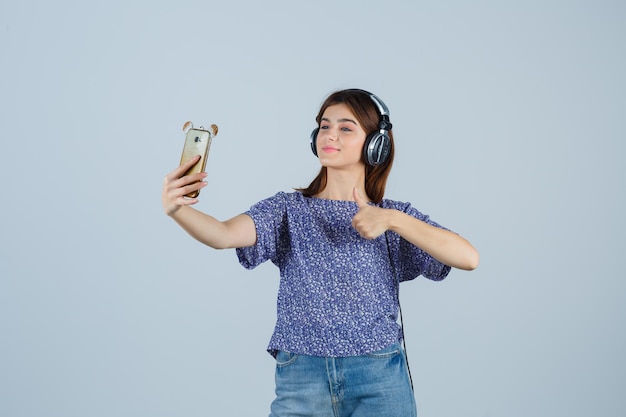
left=161, top=155, right=256, bottom=249
left=162, top=155, right=208, bottom=216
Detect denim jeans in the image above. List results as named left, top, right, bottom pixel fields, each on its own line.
left=269, top=343, right=417, bottom=417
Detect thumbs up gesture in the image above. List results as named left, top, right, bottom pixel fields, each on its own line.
left=351, top=187, right=390, bottom=239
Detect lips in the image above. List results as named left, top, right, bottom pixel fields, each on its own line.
left=321, top=146, right=339, bottom=153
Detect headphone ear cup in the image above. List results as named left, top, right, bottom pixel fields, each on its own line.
left=364, top=131, right=391, bottom=166
left=310, top=128, right=319, bottom=156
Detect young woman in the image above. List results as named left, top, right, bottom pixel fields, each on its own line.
left=162, top=89, right=479, bottom=416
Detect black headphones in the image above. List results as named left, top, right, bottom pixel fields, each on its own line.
left=310, top=89, right=393, bottom=166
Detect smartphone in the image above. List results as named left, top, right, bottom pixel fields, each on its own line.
left=179, top=125, right=216, bottom=198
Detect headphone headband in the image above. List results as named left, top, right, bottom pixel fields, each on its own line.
left=344, top=88, right=393, bottom=131
left=357, top=90, right=390, bottom=117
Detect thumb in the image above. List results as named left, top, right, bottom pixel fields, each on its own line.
left=353, top=187, right=368, bottom=209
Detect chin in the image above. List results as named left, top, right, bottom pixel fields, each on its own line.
left=319, top=160, right=365, bottom=171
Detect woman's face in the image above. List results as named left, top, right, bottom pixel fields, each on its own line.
left=316, top=103, right=367, bottom=170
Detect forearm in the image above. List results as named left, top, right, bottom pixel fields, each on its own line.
left=387, top=210, right=479, bottom=271
left=169, top=206, right=256, bottom=249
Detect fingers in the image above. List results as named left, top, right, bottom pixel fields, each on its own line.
left=352, top=216, right=377, bottom=240
left=352, top=217, right=385, bottom=240
left=353, top=187, right=369, bottom=209
left=163, top=155, right=206, bottom=192
left=162, top=177, right=207, bottom=216
left=167, top=171, right=207, bottom=190
left=351, top=191, right=389, bottom=239
left=178, top=178, right=208, bottom=198
left=165, top=155, right=201, bottom=182
left=162, top=157, right=208, bottom=215
left=164, top=173, right=207, bottom=198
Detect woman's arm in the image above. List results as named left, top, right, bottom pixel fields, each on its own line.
left=162, top=156, right=257, bottom=249
left=385, top=210, right=479, bottom=271
left=351, top=188, right=479, bottom=271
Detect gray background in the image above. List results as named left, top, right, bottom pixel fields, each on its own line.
left=1, top=1, right=624, bottom=416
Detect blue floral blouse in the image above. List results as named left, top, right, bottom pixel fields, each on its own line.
left=236, top=191, right=451, bottom=357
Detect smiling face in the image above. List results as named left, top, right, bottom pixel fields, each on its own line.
left=316, top=103, right=368, bottom=171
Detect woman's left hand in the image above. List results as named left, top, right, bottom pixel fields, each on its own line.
left=351, top=188, right=390, bottom=239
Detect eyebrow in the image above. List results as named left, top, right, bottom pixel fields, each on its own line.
left=320, top=117, right=358, bottom=125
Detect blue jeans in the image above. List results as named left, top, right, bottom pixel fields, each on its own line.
left=269, top=343, right=417, bottom=417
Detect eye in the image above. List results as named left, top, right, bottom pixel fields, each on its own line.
left=320, top=124, right=329, bottom=130
left=341, top=127, right=353, bottom=132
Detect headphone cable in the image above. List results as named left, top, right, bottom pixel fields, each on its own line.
left=385, top=231, right=414, bottom=392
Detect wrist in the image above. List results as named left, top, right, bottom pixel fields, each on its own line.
left=386, top=209, right=401, bottom=233
left=166, top=204, right=186, bottom=218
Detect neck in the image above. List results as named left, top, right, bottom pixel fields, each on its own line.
left=316, top=167, right=369, bottom=202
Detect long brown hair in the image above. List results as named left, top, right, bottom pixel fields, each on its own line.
left=298, top=89, right=395, bottom=203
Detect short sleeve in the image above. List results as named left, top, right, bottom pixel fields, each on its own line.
left=384, top=200, right=452, bottom=282
left=236, top=192, right=287, bottom=269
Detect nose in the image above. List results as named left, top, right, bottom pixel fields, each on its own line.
left=320, top=126, right=338, bottom=141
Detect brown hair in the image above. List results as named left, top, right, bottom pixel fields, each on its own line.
left=298, top=89, right=395, bottom=203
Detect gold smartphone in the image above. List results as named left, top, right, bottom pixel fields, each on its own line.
left=179, top=122, right=218, bottom=198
